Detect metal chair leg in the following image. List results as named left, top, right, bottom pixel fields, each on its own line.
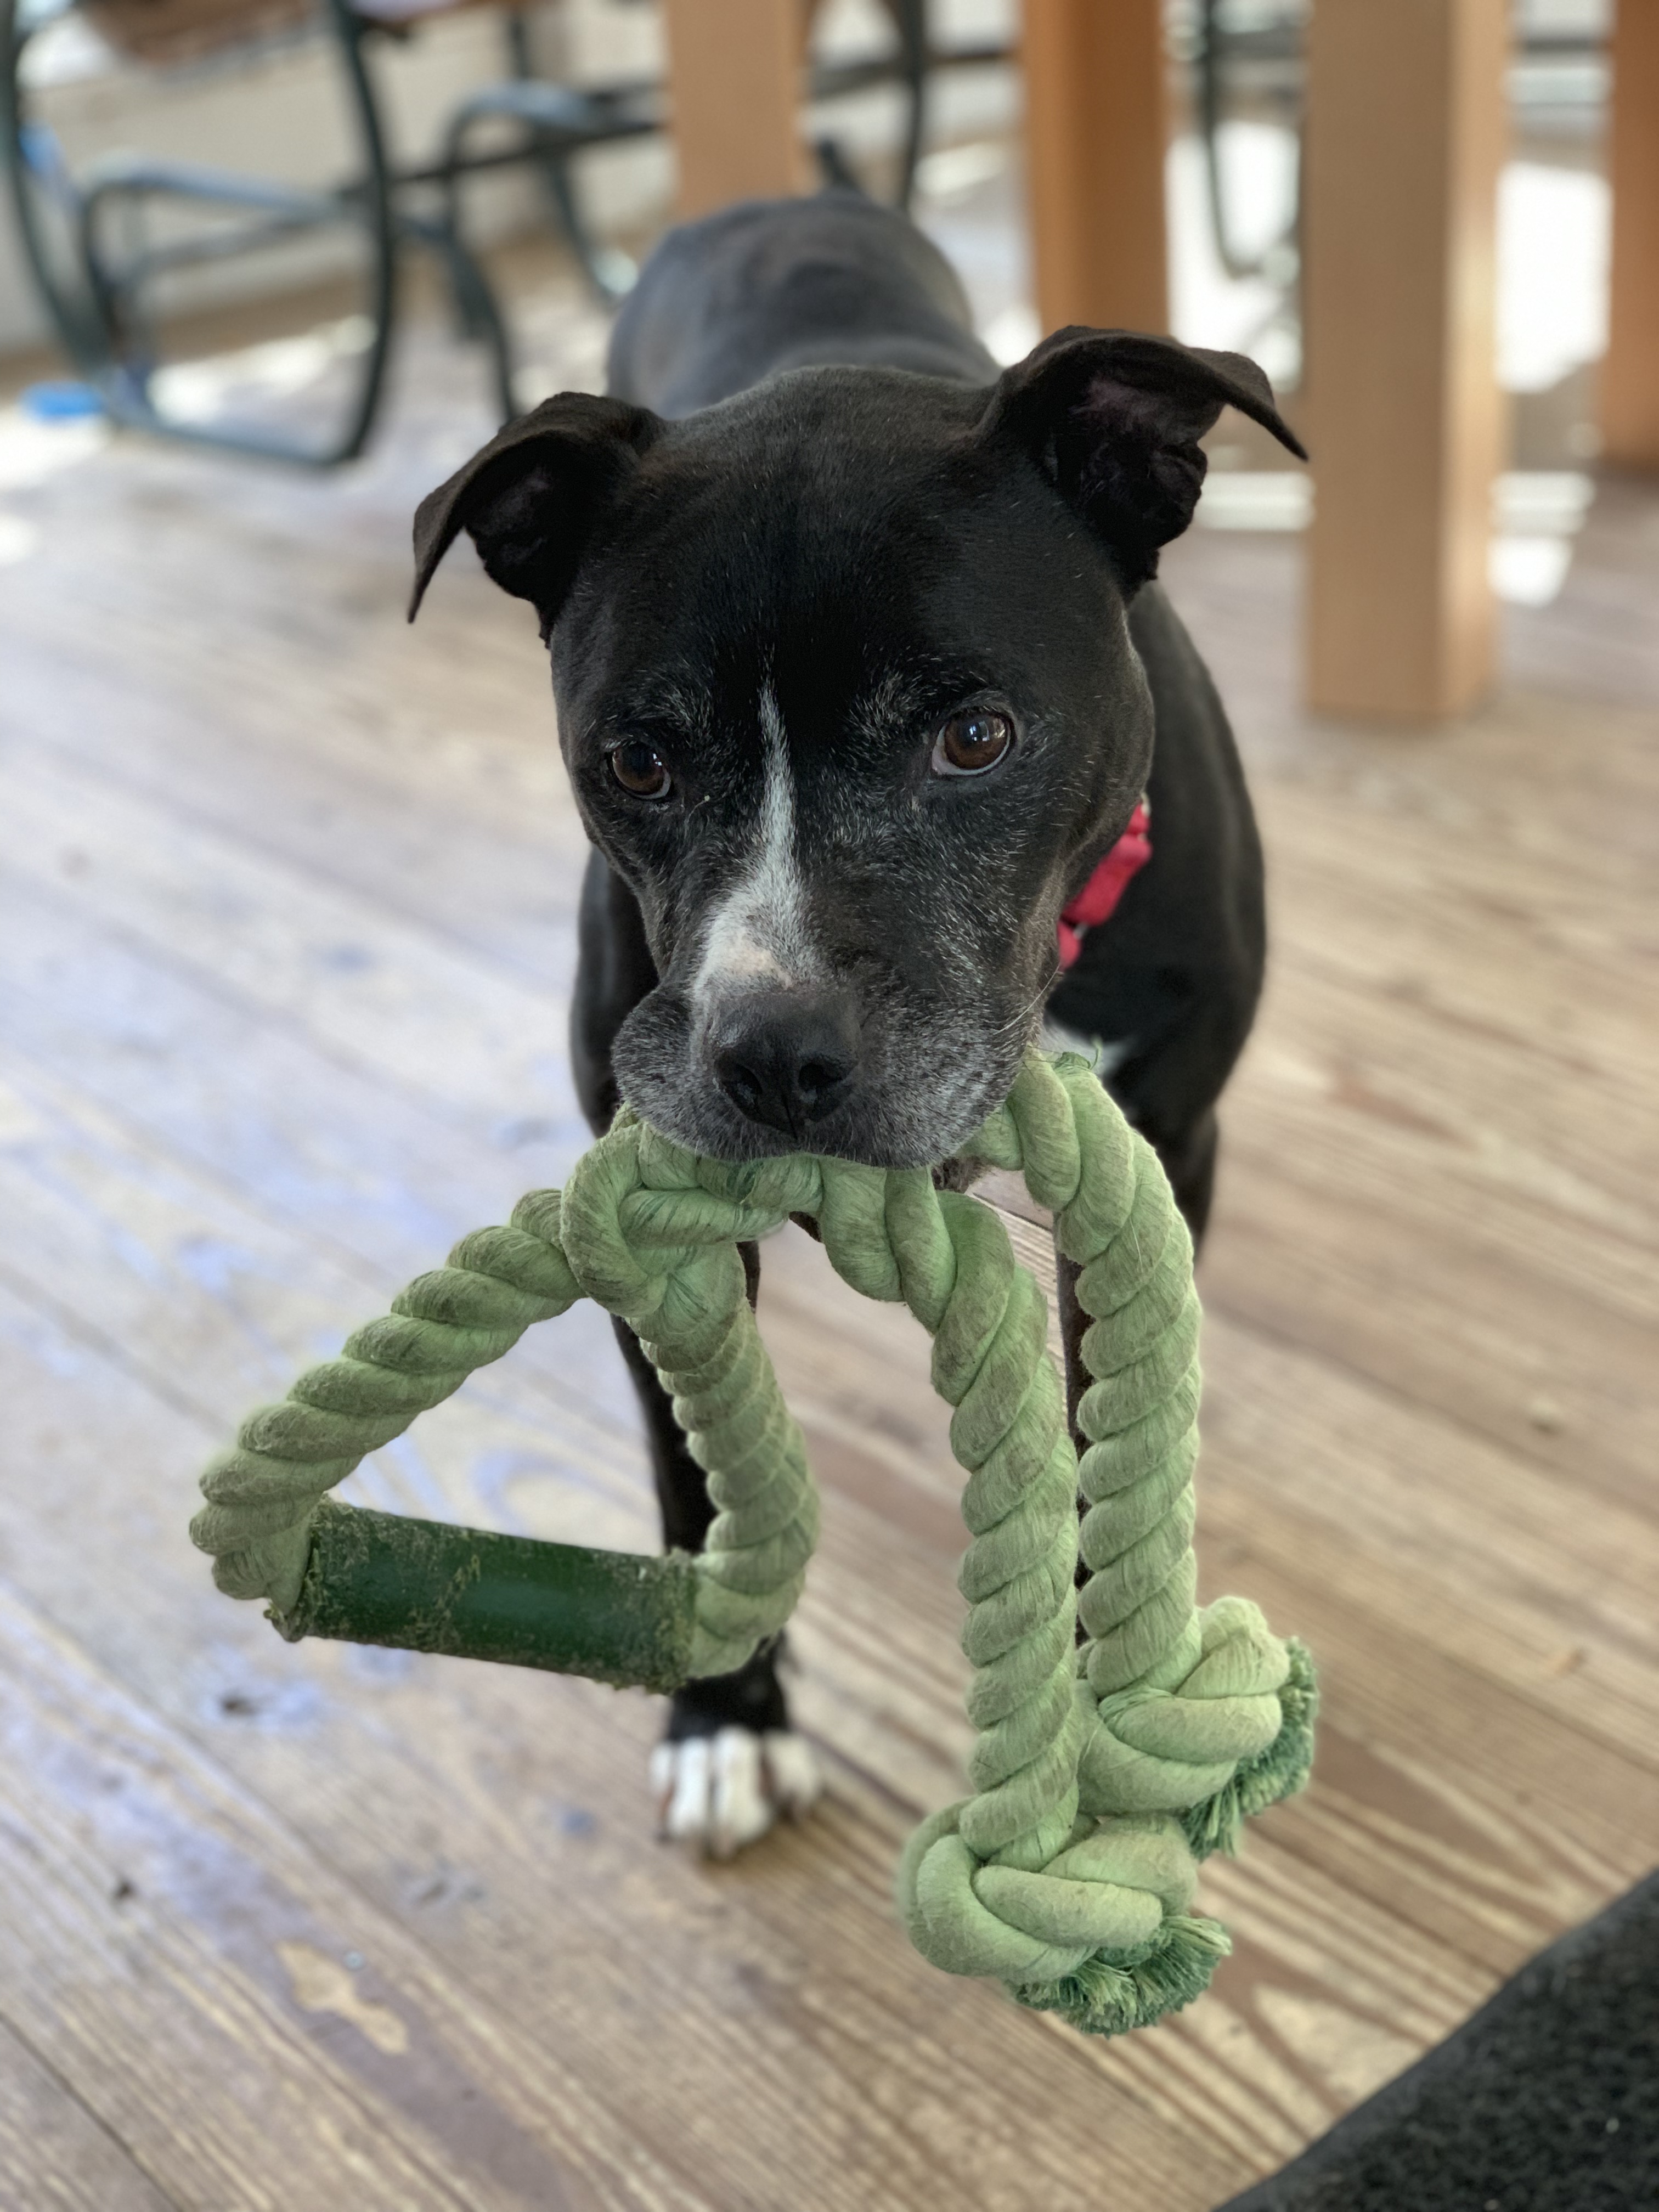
left=504, top=8, right=632, bottom=304
left=407, top=203, right=517, bottom=424
left=1, top=0, right=397, bottom=465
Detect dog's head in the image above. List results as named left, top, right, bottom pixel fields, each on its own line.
left=411, top=329, right=1303, bottom=1166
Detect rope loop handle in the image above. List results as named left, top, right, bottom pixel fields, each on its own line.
left=190, top=1051, right=1314, bottom=2038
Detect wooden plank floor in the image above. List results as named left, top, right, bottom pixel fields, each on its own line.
left=2, top=275, right=1656, bottom=2210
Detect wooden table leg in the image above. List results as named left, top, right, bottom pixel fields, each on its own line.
left=1302, top=0, right=1509, bottom=720
left=661, top=0, right=812, bottom=222
left=1020, top=0, right=1169, bottom=336
left=1602, top=0, right=1659, bottom=467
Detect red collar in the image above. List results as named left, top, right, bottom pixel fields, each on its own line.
left=1057, top=799, right=1152, bottom=970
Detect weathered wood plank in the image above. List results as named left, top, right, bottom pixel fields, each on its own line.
left=0, top=878, right=584, bottom=1313
left=5, top=601, right=589, bottom=986
left=1267, top=833, right=1659, bottom=1110
left=0, top=1040, right=647, bottom=1534
left=1209, top=1051, right=1659, bottom=1515
left=0, top=1585, right=702, bottom=2212
left=0, top=744, right=576, bottom=1138
left=761, top=1231, right=1659, bottom=1755
left=0, top=2019, right=178, bottom=2212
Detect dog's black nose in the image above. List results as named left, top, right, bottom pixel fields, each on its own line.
left=710, top=990, right=859, bottom=1138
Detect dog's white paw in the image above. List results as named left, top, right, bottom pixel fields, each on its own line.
left=648, top=1727, right=822, bottom=1859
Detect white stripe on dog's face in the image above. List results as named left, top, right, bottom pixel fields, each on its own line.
left=693, top=685, right=817, bottom=1003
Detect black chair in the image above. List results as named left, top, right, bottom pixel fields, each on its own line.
left=2, top=0, right=665, bottom=458
left=1, top=0, right=1005, bottom=464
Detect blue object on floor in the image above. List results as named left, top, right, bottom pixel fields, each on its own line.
left=20, top=380, right=105, bottom=420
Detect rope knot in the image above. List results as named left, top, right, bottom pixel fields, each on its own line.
left=928, top=1048, right=1315, bottom=2031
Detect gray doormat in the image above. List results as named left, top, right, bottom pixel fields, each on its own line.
left=1216, top=1869, right=1658, bottom=2211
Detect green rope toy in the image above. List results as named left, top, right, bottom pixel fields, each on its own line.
left=192, top=1049, right=1315, bottom=2038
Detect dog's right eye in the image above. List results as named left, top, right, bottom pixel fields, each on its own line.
left=931, top=708, right=1014, bottom=778
left=610, top=740, right=672, bottom=800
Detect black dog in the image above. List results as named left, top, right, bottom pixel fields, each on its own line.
left=410, top=189, right=1304, bottom=1854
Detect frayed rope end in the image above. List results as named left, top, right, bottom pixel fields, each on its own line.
left=1183, top=1638, right=1320, bottom=1860
left=1008, top=1913, right=1233, bottom=2038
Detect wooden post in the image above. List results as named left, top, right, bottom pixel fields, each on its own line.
left=1020, top=0, right=1169, bottom=335
left=660, top=0, right=812, bottom=222
left=1302, top=0, right=1509, bottom=720
left=1602, top=0, right=1659, bottom=467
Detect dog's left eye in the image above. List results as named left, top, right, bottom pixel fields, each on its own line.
left=610, top=739, right=673, bottom=800
left=931, top=710, right=1014, bottom=778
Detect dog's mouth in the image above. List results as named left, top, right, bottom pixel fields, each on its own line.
left=610, top=983, right=1029, bottom=1171
left=618, top=1080, right=1000, bottom=1171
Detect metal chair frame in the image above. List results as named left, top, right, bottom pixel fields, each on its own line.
left=1, top=0, right=1005, bottom=465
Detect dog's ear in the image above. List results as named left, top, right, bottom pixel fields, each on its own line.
left=409, top=391, right=664, bottom=630
left=981, top=327, right=1307, bottom=590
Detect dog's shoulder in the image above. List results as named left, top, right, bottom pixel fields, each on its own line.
left=608, top=190, right=996, bottom=416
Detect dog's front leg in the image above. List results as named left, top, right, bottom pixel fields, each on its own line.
left=572, top=851, right=821, bottom=1855
left=615, top=1254, right=822, bottom=1857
